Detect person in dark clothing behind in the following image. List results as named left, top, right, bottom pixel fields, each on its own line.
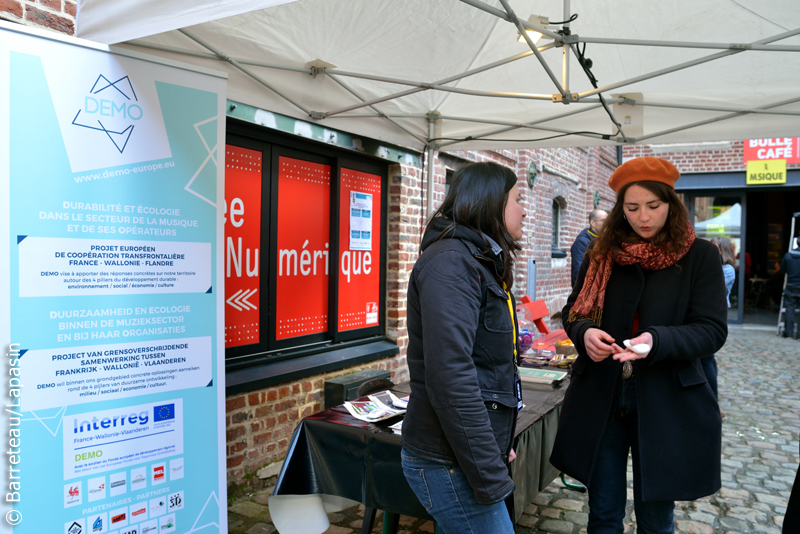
left=551, top=157, right=727, bottom=534
left=402, top=161, right=526, bottom=533
left=571, top=209, right=608, bottom=286
left=783, top=233, right=800, bottom=532
left=780, top=233, right=800, bottom=339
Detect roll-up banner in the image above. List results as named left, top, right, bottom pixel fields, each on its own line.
left=0, top=23, right=228, bottom=534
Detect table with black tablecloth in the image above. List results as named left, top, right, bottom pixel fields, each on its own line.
left=270, top=378, right=568, bottom=533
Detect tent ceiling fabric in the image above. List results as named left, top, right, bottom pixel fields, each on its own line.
left=78, top=0, right=800, bottom=152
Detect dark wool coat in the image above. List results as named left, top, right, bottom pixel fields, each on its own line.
left=403, top=220, right=519, bottom=505
left=550, top=238, right=728, bottom=502
left=570, top=228, right=594, bottom=287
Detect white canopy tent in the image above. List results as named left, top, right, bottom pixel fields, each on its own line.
left=76, top=0, right=800, bottom=214
left=694, top=202, right=741, bottom=237
left=76, top=0, right=800, bottom=149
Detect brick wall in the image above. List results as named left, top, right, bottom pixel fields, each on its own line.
left=0, top=0, right=76, bottom=35
left=386, top=163, right=424, bottom=358
left=623, top=141, right=800, bottom=173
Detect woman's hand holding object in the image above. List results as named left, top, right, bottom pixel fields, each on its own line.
left=613, top=332, right=653, bottom=362
left=583, top=328, right=624, bottom=362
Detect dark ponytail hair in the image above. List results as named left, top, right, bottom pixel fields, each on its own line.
left=427, top=161, right=521, bottom=287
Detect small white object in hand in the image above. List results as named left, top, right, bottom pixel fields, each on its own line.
left=623, top=339, right=651, bottom=354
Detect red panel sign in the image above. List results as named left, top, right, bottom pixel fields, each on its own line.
left=338, top=168, right=381, bottom=332
left=225, top=145, right=262, bottom=348
left=276, top=157, right=331, bottom=339
left=744, top=138, right=800, bottom=163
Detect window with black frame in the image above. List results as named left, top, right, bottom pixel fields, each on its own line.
left=223, top=129, right=388, bottom=369
left=551, top=199, right=566, bottom=258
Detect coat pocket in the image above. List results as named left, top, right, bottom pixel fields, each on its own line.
left=481, top=390, right=516, bottom=458
left=677, top=365, right=708, bottom=387
left=483, top=284, right=513, bottom=333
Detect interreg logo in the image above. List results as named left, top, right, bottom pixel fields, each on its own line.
left=73, top=410, right=149, bottom=434
left=71, top=74, right=142, bottom=153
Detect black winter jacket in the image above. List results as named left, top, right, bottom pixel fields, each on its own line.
left=781, top=247, right=800, bottom=287
left=570, top=228, right=595, bottom=287
left=402, top=219, right=518, bottom=505
left=550, top=238, right=728, bottom=502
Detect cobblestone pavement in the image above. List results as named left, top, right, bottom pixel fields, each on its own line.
left=228, top=326, right=799, bottom=534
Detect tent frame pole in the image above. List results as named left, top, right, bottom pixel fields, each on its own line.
left=322, top=84, right=554, bottom=118
left=631, top=101, right=800, bottom=116
left=579, top=27, right=800, bottom=99
left=436, top=105, right=604, bottom=148
left=323, top=88, right=427, bottom=118
left=578, top=37, right=800, bottom=52
left=497, top=0, right=568, bottom=99
left=426, top=115, right=439, bottom=221
left=562, top=0, right=571, bottom=92
left=177, top=29, right=313, bottom=116
left=458, top=0, right=564, bottom=42
left=326, top=73, right=428, bottom=145
left=636, top=95, right=800, bottom=143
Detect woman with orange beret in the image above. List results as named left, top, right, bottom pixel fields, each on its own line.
left=550, top=157, right=728, bottom=533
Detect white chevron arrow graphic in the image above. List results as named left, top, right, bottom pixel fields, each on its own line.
left=240, top=288, right=258, bottom=310
left=226, top=289, right=244, bottom=311
left=227, top=289, right=258, bottom=311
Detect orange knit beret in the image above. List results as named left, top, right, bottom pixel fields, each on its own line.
left=608, top=156, right=680, bottom=193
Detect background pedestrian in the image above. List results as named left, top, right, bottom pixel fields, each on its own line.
left=571, top=209, right=608, bottom=287
left=780, top=230, right=800, bottom=339
left=700, top=237, right=736, bottom=399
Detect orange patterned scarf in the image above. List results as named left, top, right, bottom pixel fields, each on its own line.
left=567, top=225, right=696, bottom=326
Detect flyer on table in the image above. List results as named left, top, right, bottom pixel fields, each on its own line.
left=0, top=24, right=227, bottom=533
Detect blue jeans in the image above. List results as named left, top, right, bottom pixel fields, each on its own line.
left=401, top=448, right=514, bottom=534
left=587, top=379, right=674, bottom=534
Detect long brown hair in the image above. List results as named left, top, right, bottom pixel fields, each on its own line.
left=591, top=181, right=691, bottom=262
left=714, top=237, right=736, bottom=266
